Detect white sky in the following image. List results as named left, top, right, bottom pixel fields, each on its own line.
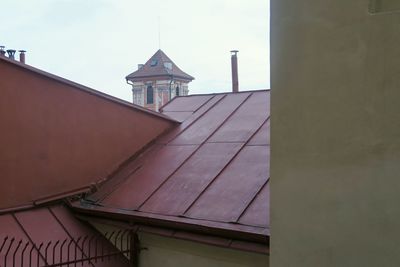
left=1, top=0, right=270, bottom=101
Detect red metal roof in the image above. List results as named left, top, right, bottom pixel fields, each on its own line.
left=0, top=55, right=177, bottom=210
left=126, top=49, right=194, bottom=82
left=75, top=90, right=270, bottom=244
left=0, top=204, right=129, bottom=266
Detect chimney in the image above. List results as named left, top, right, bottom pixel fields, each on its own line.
left=0, top=46, right=5, bottom=57
left=6, top=49, right=16, bottom=60
left=138, top=64, right=144, bottom=70
left=19, top=50, right=26, bottom=63
left=230, top=50, right=239, bottom=93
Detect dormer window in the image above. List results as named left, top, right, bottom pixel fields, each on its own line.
left=150, top=60, right=158, bottom=66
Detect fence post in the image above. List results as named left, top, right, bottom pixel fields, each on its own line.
left=129, top=231, right=139, bottom=267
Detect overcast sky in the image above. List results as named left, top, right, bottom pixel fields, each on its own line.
left=1, top=0, right=270, bottom=101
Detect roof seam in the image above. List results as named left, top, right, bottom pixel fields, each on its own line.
left=165, top=94, right=227, bottom=144
left=182, top=107, right=269, bottom=217
left=179, top=93, right=256, bottom=216
left=48, top=206, right=96, bottom=267
left=235, top=177, right=270, bottom=224
left=11, top=213, right=48, bottom=264
left=137, top=93, right=253, bottom=210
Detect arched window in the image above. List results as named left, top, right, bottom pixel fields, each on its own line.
left=175, top=86, right=180, bottom=96
left=147, top=85, right=154, bottom=104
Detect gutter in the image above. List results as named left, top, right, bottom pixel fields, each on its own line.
left=70, top=201, right=269, bottom=245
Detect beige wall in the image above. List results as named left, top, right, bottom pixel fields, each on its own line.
left=90, top=222, right=268, bottom=267
left=271, top=0, right=400, bottom=266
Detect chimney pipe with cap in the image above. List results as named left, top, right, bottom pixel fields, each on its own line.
left=6, top=49, right=16, bottom=60
left=0, top=46, right=5, bottom=57
left=19, top=50, right=26, bottom=64
left=230, top=50, right=239, bottom=93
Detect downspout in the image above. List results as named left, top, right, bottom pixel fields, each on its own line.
left=126, top=79, right=135, bottom=103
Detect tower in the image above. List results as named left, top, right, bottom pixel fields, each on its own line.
left=126, top=49, right=194, bottom=111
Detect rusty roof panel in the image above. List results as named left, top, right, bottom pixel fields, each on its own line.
left=163, top=111, right=193, bottom=122
left=102, top=145, right=198, bottom=210
left=157, top=94, right=225, bottom=144
left=238, top=181, right=270, bottom=228
left=161, top=95, right=212, bottom=112
left=184, top=146, right=269, bottom=223
left=79, top=90, right=270, bottom=244
left=13, top=208, right=78, bottom=265
left=208, top=92, right=269, bottom=143
left=248, top=119, right=270, bottom=145
left=170, top=93, right=250, bottom=145
left=88, top=144, right=164, bottom=202
left=0, top=214, right=35, bottom=267
left=140, top=143, right=243, bottom=215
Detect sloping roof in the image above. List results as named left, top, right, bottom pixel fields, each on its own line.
left=0, top=204, right=129, bottom=266
left=0, top=55, right=175, bottom=122
left=0, top=55, right=177, bottom=210
left=74, top=90, right=270, bottom=245
left=126, top=49, right=194, bottom=82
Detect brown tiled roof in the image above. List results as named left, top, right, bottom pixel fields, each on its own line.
left=74, top=90, right=270, bottom=246
left=126, top=49, right=194, bottom=82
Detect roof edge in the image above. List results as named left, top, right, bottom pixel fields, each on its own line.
left=0, top=56, right=179, bottom=124
left=77, top=215, right=269, bottom=254
left=159, top=89, right=270, bottom=112
left=71, top=201, right=269, bottom=244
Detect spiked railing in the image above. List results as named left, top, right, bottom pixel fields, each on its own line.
left=0, top=230, right=137, bottom=267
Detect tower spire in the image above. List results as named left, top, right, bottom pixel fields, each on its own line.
left=158, top=16, right=161, bottom=49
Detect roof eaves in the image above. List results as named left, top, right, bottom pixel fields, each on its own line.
left=71, top=201, right=269, bottom=244
left=0, top=56, right=179, bottom=124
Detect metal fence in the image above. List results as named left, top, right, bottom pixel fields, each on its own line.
left=0, top=230, right=138, bottom=267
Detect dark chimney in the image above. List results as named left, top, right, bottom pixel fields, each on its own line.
left=138, top=64, right=144, bottom=70
left=230, top=50, right=239, bottom=93
left=19, top=50, right=26, bottom=63
left=0, top=46, right=5, bottom=57
left=6, top=49, right=16, bottom=60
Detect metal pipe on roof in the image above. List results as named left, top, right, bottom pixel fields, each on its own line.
left=19, top=50, right=26, bottom=64
left=0, top=46, right=5, bottom=57
left=230, top=50, right=239, bottom=93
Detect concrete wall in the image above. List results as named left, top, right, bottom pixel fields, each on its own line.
left=271, top=1, right=400, bottom=266
left=0, top=58, right=174, bottom=209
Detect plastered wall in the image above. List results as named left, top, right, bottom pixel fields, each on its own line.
left=271, top=1, right=400, bottom=266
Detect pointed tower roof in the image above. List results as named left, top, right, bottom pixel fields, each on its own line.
left=126, top=49, right=194, bottom=82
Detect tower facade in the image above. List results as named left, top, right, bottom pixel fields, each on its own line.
left=126, top=49, right=194, bottom=111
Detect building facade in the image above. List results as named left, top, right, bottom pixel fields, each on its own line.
left=126, top=49, right=194, bottom=111
left=271, top=0, right=400, bottom=266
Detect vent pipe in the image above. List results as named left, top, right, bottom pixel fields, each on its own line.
left=6, top=49, right=16, bottom=60
left=19, top=50, right=26, bottom=63
left=0, top=46, right=5, bottom=57
left=230, top=50, right=239, bottom=93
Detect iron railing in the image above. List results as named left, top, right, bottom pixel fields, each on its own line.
left=0, top=230, right=138, bottom=267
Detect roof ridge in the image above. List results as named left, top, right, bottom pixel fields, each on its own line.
left=0, top=56, right=178, bottom=123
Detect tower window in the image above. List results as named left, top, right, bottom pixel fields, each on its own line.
left=175, top=86, right=180, bottom=96
left=147, top=85, right=154, bottom=104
